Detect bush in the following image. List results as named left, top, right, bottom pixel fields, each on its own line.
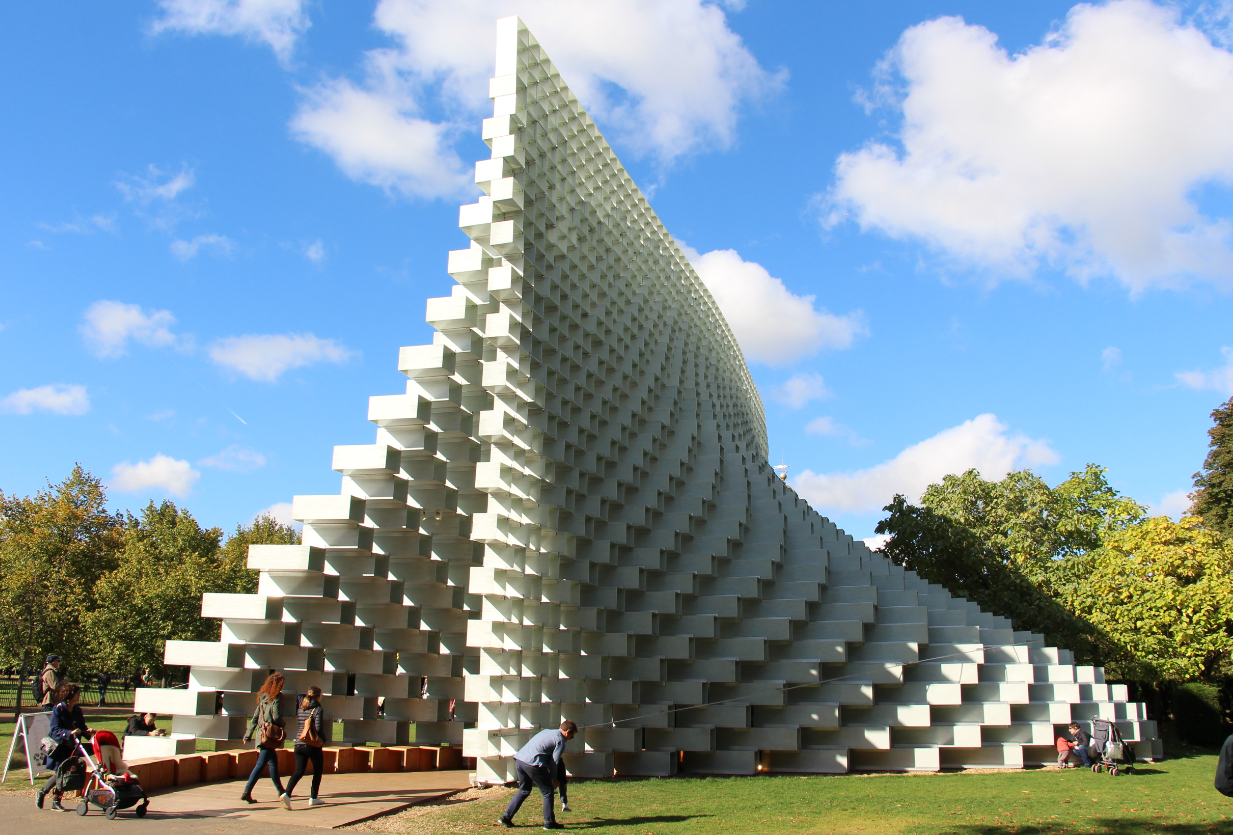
left=1172, top=682, right=1229, bottom=748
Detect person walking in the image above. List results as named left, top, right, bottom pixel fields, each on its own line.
left=1068, top=722, right=1096, bottom=768
left=35, top=683, right=91, bottom=811
left=241, top=673, right=288, bottom=807
left=96, top=671, right=112, bottom=707
left=39, top=656, right=64, bottom=708
left=498, top=720, right=577, bottom=830
left=284, top=685, right=326, bottom=808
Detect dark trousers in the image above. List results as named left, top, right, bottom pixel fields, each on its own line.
left=556, top=758, right=568, bottom=804
left=243, top=746, right=286, bottom=797
left=285, top=745, right=323, bottom=798
left=97, top=688, right=107, bottom=708
left=504, top=760, right=556, bottom=825
left=1073, top=744, right=1095, bottom=767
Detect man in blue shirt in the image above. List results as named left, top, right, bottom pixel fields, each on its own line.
left=499, top=720, right=577, bottom=830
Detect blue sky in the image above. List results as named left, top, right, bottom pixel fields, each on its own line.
left=2, top=0, right=1230, bottom=543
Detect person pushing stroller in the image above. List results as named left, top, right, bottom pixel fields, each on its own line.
left=499, top=720, right=577, bottom=830
left=36, top=682, right=92, bottom=811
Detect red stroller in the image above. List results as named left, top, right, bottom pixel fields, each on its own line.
left=74, top=730, right=149, bottom=819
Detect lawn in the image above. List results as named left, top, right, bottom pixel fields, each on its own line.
left=349, top=745, right=1233, bottom=835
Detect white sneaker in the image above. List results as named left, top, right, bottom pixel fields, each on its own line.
left=280, top=793, right=292, bottom=810
left=561, top=802, right=572, bottom=812
left=309, top=797, right=324, bottom=807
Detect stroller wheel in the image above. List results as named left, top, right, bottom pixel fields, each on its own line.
left=136, top=803, right=148, bottom=818
left=105, top=806, right=117, bottom=820
left=1091, top=764, right=1100, bottom=772
left=75, top=802, right=88, bottom=816
left=1109, top=766, right=1118, bottom=776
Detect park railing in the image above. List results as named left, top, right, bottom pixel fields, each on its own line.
left=0, top=676, right=136, bottom=709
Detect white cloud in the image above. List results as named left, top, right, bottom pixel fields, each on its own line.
left=1101, top=346, right=1123, bottom=372
left=863, top=533, right=891, bottom=552
left=682, top=245, right=868, bottom=365
left=305, top=240, right=325, bottom=263
left=805, top=415, right=870, bottom=447
left=1176, top=346, right=1233, bottom=395
left=38, top=214, right=117, bottom=235
left=291, top=80, right=472, bottom=199
left=772, top=372, right=830, bottom=408
left=146, top=409, right=176, bottom=422
left=209, top=332, right=355, bottom=381
left=792, top=413, right=1058, bottom=513
left=1150, top=488, right=1192, bottom=519
left=81, top=300, right=183, bottom=358
left=290, top=1, right=780, bottom=196
left=828, top=0, right=1233, bottom=292
left=254, top=501, right=301, bottom=529
left=198, top=444, right=267, bottom=472
left=171, top=233, right=233, bottom=261
left=0, top=384, right=90, bottom=416
left=115, top=164, right=195, bottom=203
left=150, top=0, right=309, bottom=64
left=110, top=454, right=200, bottom=498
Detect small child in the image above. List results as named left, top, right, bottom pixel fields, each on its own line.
left=1055, top=734, right=1075, bottom=768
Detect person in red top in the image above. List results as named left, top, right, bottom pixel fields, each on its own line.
left=1055, top=734, right=1075, bottom=768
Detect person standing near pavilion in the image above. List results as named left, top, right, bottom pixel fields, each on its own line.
left=39, top=656, right=63, bottom=708
left=499, top=720, right=577, bottom=830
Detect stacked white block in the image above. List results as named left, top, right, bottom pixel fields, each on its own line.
left=144, top=15, right=1160, bottom=775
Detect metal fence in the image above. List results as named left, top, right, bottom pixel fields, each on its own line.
left=0, top=676, right=136, bottom=709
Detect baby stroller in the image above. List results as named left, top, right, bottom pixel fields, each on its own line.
left=74, top=730, right=149, bottom=819
left=1089, top=717, right=1136, bottom=776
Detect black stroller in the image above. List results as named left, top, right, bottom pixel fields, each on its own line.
left=1089, top=717, right=1136, bottom=776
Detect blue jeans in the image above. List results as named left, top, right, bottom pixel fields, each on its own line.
left=504, top=760, right=556, bottom=825
left=1072, top=744, right=1094, bottom=767
left=243, top=746, right=286, bottom=797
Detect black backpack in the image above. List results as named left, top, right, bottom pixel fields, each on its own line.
left=32, top=671, right=44, bottom=705
left=54, top=757, right=86, bottom=793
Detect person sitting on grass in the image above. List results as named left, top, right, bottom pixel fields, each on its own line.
left=1068, top=722, right=1095, bottom=768
left=499, top=720, right=577, bottom=831
left=125, top=712, right=165, bottom=738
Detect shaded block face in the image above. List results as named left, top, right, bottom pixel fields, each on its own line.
left=152, top=15, right=1157, bottom=779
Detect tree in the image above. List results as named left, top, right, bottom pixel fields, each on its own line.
left=1193, top=396, right=1233, bottom=539
left=1085, top=515, right=1233, bottom=683
left=87, top=506, right=297, bottom=682
left=0, top=465, right=121, bottom=717
left=875, top=495, right=1099, bottom=662
left=217, top=513, right=300, bottom=595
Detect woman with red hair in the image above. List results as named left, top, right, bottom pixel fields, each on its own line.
left=240, top=673, right=288, bottom=807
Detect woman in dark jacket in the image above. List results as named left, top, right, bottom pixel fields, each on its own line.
left=284, top=685, right=326, bottom=807
left=36, top=682, right=90, bottom=811
left=240, top=672, right=287, bottom=806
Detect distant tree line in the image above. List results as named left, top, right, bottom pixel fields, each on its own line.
left=875, top=396, right=1233, bottom=745
left=0, top=464, right=299, bottom=716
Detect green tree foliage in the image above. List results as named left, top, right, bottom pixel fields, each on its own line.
left=0, top=465, right=122, bottom=685
left=876, top=465, right=1145, bottom=667
left=86, top=506, right=298, bottom=682
left=875, top=495, right=1099, bottom=663
left=1192, top=396, right=1233, bottom=539
left=1085, top=515, right=1233, bottom=683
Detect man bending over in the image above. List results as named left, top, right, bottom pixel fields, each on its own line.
left=499, top=720, right=577, bottom=830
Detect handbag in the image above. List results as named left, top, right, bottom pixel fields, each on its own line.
left=298, top=708, right=323, bottom=748
left=257, top=700, right=284, bottom=748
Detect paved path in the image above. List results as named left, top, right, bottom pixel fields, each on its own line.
left=2, top=770, right=473, bottom=832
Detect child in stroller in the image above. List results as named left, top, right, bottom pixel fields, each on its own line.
left=76, top=729, right=150, bottom=818
left=1088, top=717, right=1136, bottom=776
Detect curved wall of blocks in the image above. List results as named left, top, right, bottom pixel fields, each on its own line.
left=135, top=16, right=1161, bottom=778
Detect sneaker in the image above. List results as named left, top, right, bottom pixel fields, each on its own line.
left=309, top=797, right=324, bottom=807
left=281, top=793, right=292, bottom=810
left=543, top=824, right=565, bottom=831
left=498, top=815, right=514, bottom=828
left=50, top=798, right=66, bottom=812
left=561, top=802, right=572, bottom=812
left=240, top=793, right=257, bottom=804
left=35, top=790, right=45, bottom=809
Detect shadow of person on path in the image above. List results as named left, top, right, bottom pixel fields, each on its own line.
left=568, top=813, right=714, bottom=828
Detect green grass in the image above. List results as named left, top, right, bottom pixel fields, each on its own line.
left=355, top=744, right=1233, bottom=835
